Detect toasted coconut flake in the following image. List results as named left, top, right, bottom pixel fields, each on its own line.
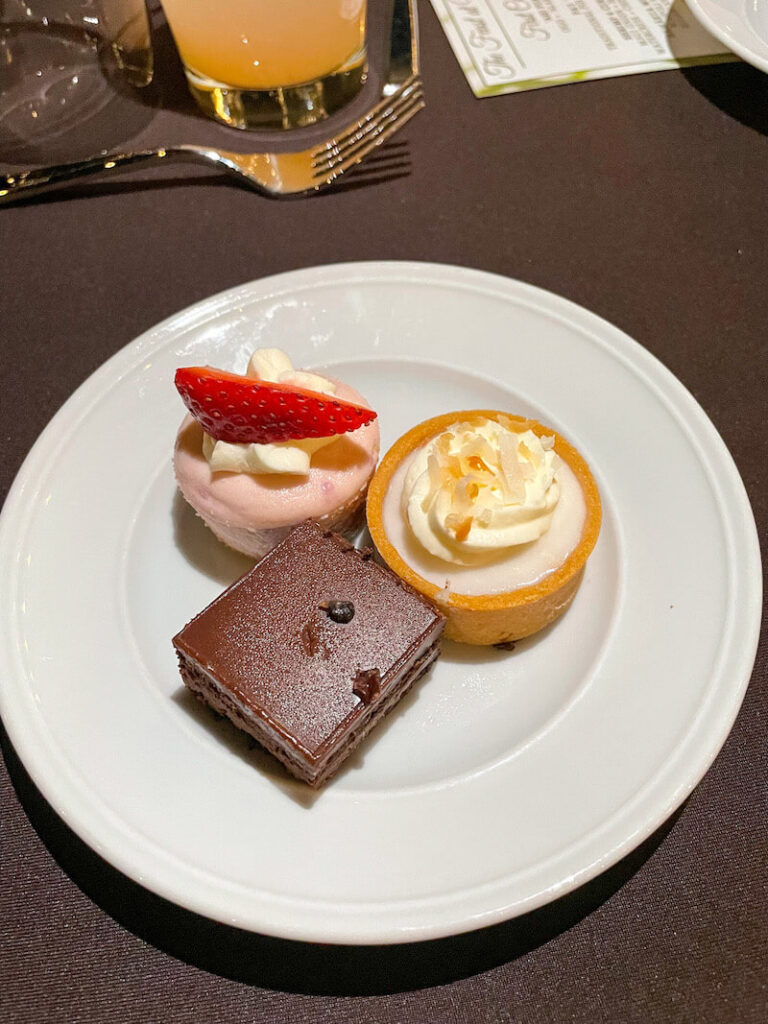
left=441, top=452, right=463, bottom=481
left=519, top=440, right=535, bottom=465
left=427, top=452, right=442, bottom=498
left=452, top=476, right=476, bottom=519
left=454, top=516, right=473, bottom=542
left=436, top=433, right=454, bottom=457
left=467, top=455, right=491, bottom=474
left=499, top=432, right=526, bottom=502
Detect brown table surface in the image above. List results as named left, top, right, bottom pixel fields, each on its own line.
left=1, top=2, right=766, bottom=1021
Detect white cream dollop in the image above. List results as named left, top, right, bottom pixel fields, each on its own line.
left=203, top=348, right=338, bottom=475
left=402, top=417, right=561, bottom=565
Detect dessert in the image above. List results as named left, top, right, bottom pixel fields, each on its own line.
left=173, top=348, right=380, bottom=558
left=366, top=411, right=601, bottom=645
left=172, top=521, right=445, bottom=787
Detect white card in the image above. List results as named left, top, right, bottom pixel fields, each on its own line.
left=429, top=0, right=735, bottom=96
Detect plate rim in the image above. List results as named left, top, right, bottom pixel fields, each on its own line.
left=0, top=260, right=762, bottom=944
left=686, top=0, right=768, bottom=74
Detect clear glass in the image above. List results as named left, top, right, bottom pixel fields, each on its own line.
left=0, top=1, right=153, bottom=163
left=160, top=0, right=368, bottom=130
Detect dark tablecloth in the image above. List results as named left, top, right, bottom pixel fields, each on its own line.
left=1, top=2, right=766, bottom=1021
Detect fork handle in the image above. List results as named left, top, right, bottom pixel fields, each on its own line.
left=0, top=148, right=199, bottom=206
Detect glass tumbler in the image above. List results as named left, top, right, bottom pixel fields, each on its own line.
left=160, top=0, right=368, bottom=130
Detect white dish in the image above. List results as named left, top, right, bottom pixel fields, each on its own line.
left=686, top=0, right=768, bottom=74
left=0, top=262, right=760, bottom=944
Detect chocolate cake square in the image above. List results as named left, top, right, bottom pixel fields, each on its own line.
left=173, top=522, right=445, bottom=787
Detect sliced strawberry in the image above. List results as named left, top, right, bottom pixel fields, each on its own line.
left=174, top=366, right=377, bottom=444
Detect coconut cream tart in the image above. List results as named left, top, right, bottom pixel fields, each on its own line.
left=367, top=411, right=601, bottom=645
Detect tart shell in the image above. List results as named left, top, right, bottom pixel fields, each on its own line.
left=366, top=411, right=602, bottom=645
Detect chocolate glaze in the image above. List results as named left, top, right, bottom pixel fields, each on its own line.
left=173, top=522, right=445, bottom=786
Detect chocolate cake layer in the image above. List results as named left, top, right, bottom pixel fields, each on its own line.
left=173, top=522, right=445, bottom=786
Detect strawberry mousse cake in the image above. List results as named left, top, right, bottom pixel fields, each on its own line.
left=174, top=348, right=379, bottom=559
left=366, top=411, right=601, bottom=645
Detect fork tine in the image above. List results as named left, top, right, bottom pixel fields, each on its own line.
left=311, top=78, right=422, bottom=172
left=330, top=86, right=424, bottom=168
left=320, top=88, right=424, bottom=178
left=313, top=93, right=423, bottom=183
left=311, top=76, right=420, bottom=164
left=312, top=81, right=424, bottom=177
left=311, top=88, right=425, bottom=185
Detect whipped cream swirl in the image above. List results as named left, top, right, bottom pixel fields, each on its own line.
left=203, top=348, right=338, bottom=475
left=402, top=417, right=561, bottom=565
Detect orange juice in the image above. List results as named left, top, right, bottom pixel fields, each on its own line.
left=162, top=0, right=366, bottom=90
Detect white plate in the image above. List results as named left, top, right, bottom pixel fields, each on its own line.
left=687, top=0, right=768, bottom=74
left=0, top=263, right=761, bottom=944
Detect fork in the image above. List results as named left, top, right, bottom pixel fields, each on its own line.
left=0, top=0, right=423, bottom=204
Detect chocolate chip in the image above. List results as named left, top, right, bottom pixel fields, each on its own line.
left=493, top=640, right=517, bottom=651
left=321, top=600, right=355, bottom=624
left=352, top=667, right=381, bottom=704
